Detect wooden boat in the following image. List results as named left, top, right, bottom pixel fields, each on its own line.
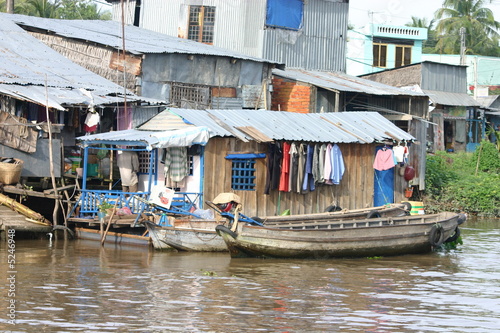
left=257, top=203, right=410, bottom=225
left=75, top=227, right=151, bottom=247
left=145, top=220, right=227, bottom=251
left=215, top=212, right=467, bottom=259
left=144, top=202, right=411, bottom=252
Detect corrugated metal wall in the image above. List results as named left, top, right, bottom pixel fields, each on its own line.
left=138, top=0, right=266, bottom=58
left=111, top=0, right=136, bottom=25
left=134, top=0, right=347, bottom=72
left=421, top=62, right=469, bottom=93
left=263, top=0, right=348, bottom=72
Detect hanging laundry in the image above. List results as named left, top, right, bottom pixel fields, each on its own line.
left=315, top=143, right=326, bottom=184
left=302, top=144, right=316, bottom=192
left=163, top=147, right=188, bottom=183
left=373, top=146, right=397, bottom=171
left=264, top=143, right=282, bottom=194
left=279, top=142, right=291, bottom=192
left=84, top=112, right=100, bottom=133
left=297, top=143, right=307, bottom=193
left=288, top=143, right=298, bottom=192
left=323, top=143, right=333, bottom=184
left=330, top=144, right=345, bottom=185
left=312, top=144, right=320, bottom=184
left=393, top=144, right=406, bottom=164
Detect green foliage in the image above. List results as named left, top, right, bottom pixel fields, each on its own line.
left=405, top=16, right=438, bottom=51
left=470, top=140, right=500, bottom=172
left=444, top=172, right=500, bottom=216
left=441, top=235, right=463, bottom=250
left=200, top=269, right=217, bottom=276
left=425, top=147, right=500, bottom=216
left=425, top=151, right=459, bottom=198
left=433, top=0, right=500, bottom=57
left=98, top=201, right=114, bottom=213
left=2, top=0, right=111, bottom=20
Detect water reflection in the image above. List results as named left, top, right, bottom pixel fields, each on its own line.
left=0, top=217, right=498, bottom=332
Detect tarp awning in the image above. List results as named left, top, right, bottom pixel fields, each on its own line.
left=77, top=127, right=210, bottom=149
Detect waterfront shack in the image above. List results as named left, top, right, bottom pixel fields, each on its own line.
left=68, top=108, right=416, bottom=225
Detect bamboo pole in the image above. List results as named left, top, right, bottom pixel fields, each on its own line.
left=101, top=201, right=119, bottom=245
left=45, top=75, right=60, bottom=226
left=0, top=193, right=51, bottom=225
left=475, top=143, right=483, bottom=176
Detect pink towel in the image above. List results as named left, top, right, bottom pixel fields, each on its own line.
left=373, top=149, right=395, bottom=171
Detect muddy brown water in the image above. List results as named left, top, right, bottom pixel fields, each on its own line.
left=1, top=217, right=499, bottom=332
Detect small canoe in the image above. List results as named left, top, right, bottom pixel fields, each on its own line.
left=216, top=212, right=466, bottom=259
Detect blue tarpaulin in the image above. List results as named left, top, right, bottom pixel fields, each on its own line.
left=265, top=0, right=303, bottom=30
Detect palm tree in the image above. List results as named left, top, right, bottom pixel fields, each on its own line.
left=406, top=16, right=438, bottom=53
left=434, top=0, right=500, bottom=56
left=17, top=0, right=61, bottom=18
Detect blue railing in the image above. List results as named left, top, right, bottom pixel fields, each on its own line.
left=70, top=190, right=203, bottom=220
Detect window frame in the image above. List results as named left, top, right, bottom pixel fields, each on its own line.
left=225, top=153, right=265, bottom=191
left=187, top=5, right=215, bottom=44
left=373, top=42, right=388, bottom=68
left=230, top=158, right=257, bottom=191
left=395, top=45, right=412, bottom=68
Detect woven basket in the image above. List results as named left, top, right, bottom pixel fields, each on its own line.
left=0, top=158, right=24, bottom=185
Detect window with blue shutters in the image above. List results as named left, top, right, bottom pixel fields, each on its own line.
left=225, top=153, right=266, bottom=191
left=231, top=159, right=256, bottom=190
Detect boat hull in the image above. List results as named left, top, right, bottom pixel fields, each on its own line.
left=217, top=212, right=464, bottom=259
left=75, top=227, right=151, bottom=247
left=146, top=221, right=227, bottom=251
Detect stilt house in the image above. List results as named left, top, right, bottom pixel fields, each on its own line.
left=73, top=108, right=415, bottom=220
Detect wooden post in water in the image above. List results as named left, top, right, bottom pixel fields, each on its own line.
left=45, top=75, right=60, bottom=226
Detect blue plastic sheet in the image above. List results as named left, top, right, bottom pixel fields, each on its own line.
left=265, top=0, right=303, bottom=30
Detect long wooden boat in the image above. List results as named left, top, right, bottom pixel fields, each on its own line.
left=258, top=203, right=410, bottom=225
left=215, top=212, right=467, bottom=259
left=145, top=203, right=411, bottom=252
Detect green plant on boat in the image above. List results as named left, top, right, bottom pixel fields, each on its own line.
left=98, top=201, right=114, bottom=213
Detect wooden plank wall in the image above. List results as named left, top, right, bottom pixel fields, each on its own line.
left=203, top=138, right=408, bottom=217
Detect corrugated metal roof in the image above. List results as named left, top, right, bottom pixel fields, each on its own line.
left=273, top=69, right=425, bottom=97
left=138, top=109, right=197, bottom=131
left=4, top=13, right=282, bottom=66
left=423, top=90, right=480, bottom=107
left=475, top=95, right=498, bottom=109
left=143, top=108, right=415, bottom=143
left=0, top=16, right=162, bottom=110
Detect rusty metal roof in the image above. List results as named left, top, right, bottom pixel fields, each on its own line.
left=142, top=108, right=415, bottom=143
left=273, top=68, right=426, bottom=96
left=0, top=15, right=163, bottom=110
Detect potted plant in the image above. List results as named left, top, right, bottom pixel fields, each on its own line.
left=98, top=201, right=114, bottom=218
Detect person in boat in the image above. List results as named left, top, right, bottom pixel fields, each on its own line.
left=117, top=149, right=139, bottom=194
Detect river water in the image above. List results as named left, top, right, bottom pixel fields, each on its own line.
left=1, top=217, right=499, bottom=333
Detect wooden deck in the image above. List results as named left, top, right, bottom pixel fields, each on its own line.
left=0, top=205, right=52, bottom=236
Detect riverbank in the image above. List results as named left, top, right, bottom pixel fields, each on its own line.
left=422, top=141, right=500, bottom=217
